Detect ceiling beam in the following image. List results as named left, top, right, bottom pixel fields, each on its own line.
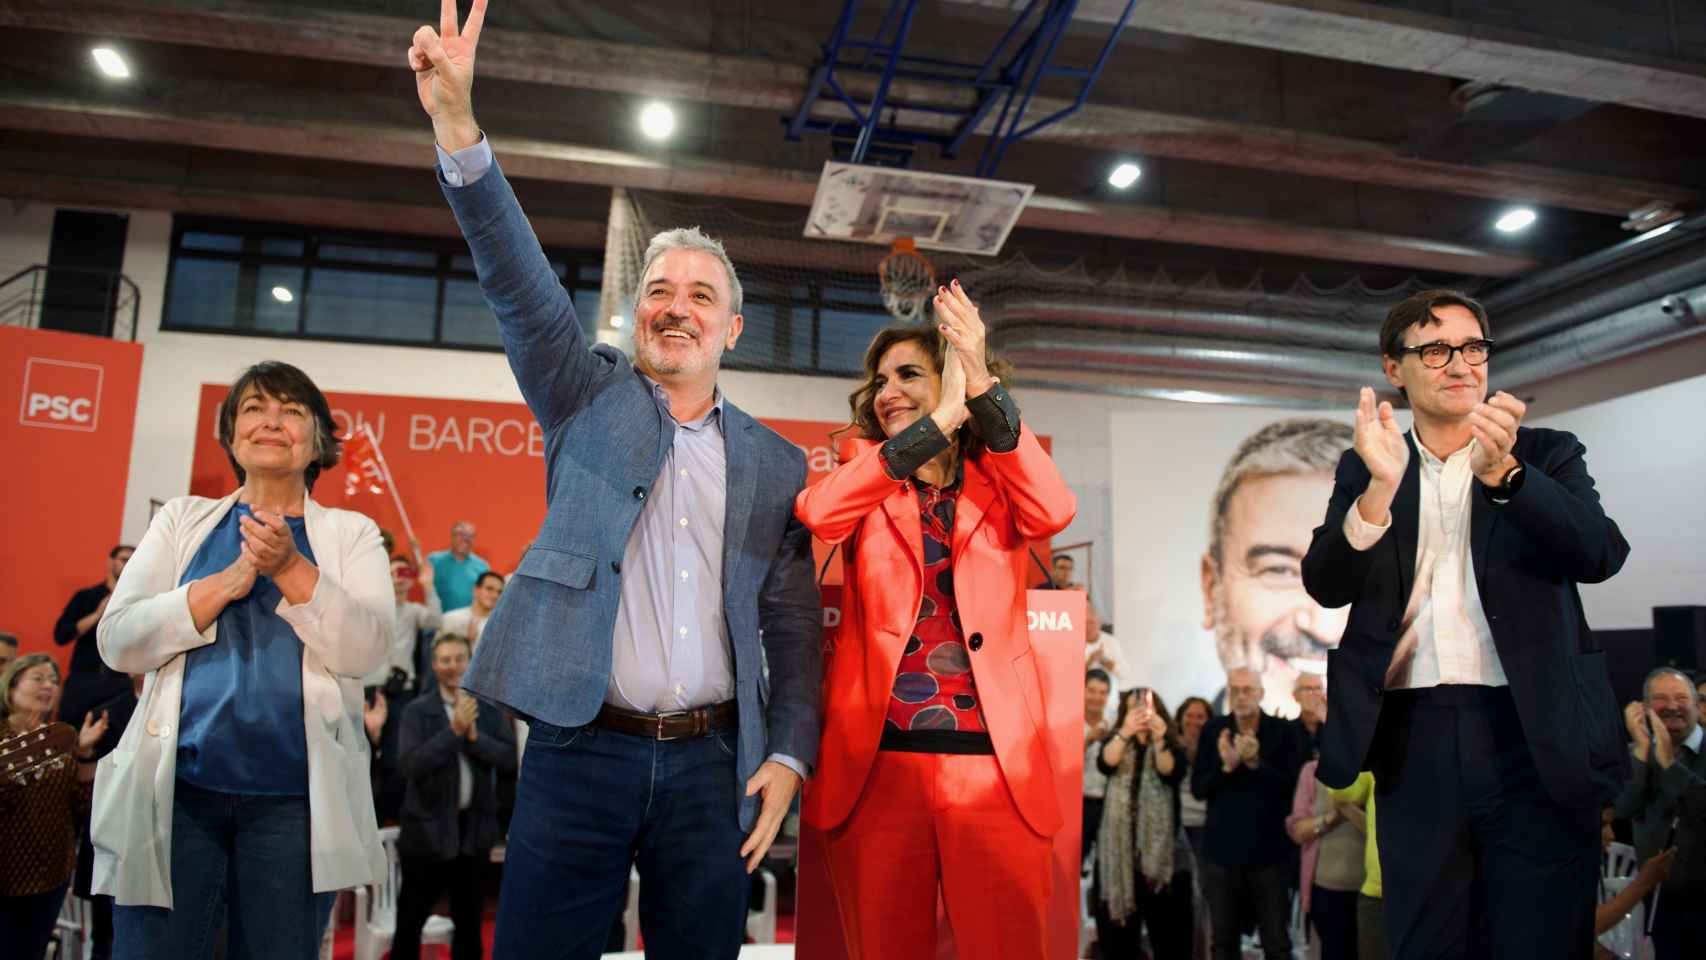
left=0, top=93, right=1539, bottom=275
left=0, top=0, right=1692, bottom=218
left=1039, top=0, right=1706, bottom=121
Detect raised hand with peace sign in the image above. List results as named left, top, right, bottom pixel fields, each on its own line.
left=408, top=0, right=488, bottom=151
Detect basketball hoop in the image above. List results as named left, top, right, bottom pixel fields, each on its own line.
left=879, top=238, right=936, bottom=323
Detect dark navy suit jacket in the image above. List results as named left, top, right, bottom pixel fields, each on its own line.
left=1302, top=427, right=1631, bottom=809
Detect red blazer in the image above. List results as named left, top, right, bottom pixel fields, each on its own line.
left=794, top=424, right=1076, bottom=836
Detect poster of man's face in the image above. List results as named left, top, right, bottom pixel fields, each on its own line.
left=1199, top=419, right=1354, bottom=716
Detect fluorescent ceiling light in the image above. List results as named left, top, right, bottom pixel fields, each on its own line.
left=638, top=102, right=676, bottom=141
left=1494, top=207, right=1537, bottom=233
left=91, top=47, right=130, bottom=79
left=1107, top=162, right=1142, bottom=189
left=271, top=286, right=294, bottom=303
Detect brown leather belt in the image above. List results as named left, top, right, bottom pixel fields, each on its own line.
left=592, top=700, right=738, bottom=741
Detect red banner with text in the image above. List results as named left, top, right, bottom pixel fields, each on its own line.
left=1, top=328, right=144, bottom=670
left=189, top=385, right=1052, bottom=589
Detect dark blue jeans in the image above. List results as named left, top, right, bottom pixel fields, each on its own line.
left=113, top=780, right=335, bottom=960
left=493, top=721, right=749, bottom=960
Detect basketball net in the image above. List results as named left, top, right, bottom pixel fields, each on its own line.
left=878, top=237, right=936, bottom=323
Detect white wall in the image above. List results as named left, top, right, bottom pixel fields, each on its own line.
left=1530, top=373, right=1706, bottom=629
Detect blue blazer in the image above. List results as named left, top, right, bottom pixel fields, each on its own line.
left=441, top=161, right=823, bottom=830
left=1302, top=427, right=1631, bottom=810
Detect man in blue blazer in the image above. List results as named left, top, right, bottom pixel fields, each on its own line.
left=409, top=4, right=823, bottom=956
left=1302, top=289, right=1630, bottom=960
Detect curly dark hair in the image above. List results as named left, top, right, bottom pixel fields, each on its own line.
left=1112, top=686, right=1180, bottom=751
left=217, top=361, right=341, bottom=492
left=830, top=324, right=1014, bottom=461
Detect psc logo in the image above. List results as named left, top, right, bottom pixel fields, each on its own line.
left=19, top=357, right=104, bottom=432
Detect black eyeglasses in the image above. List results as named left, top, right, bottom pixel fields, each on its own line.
left=1398, top=338, right=1494, bottom=368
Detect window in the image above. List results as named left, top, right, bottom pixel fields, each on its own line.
left=162, top=217, right=598, bottom=351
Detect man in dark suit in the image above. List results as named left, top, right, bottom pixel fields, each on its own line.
left=1302, top=289, right=1630, bottom=959
left=408, top=4, right=823, bottom=957
left=394, top=632, right=516, bottom=960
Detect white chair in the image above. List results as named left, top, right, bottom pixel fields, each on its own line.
left=746, top=868, right=778, bottom=944
left=49, top=889, right=89, bottom=960
left=1597, top=875, right=1644, bottom=960
left=353, top=825, right=456, bottom=960
left=1604, top=841, right=1637, bottom=880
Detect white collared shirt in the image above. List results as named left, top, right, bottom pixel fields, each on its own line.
left=1344, top=431, right=1508, bottom=690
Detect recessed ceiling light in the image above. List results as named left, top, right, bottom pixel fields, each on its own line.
left=638, top=102, right=676, bottom=141
left=91, top=47, right=130, bottom=80
left=271, top=286, right=294, bottom=303
left=1107, top=162, right=1142, bottom=190
left=1495, top=207, right=1537, bottom=233
left=608, top=314, right=625, bottom=328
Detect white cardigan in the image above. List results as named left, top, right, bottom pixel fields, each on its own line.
left=93, top=490, right=392, bottom=907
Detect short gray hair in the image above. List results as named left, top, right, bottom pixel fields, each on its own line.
left=634, top=227, right=743, bottom=316
left=1208, top=418, right=1354, bottom=564
left=1644, top=666, right=1696, bottom=701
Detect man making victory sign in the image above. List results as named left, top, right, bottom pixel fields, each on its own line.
left=408, top=3, right=823, bottom=957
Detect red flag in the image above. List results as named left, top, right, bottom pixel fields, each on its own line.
left=342, top=429, right=390, bottom=498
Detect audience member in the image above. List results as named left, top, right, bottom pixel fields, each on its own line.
left=1594, top=805, right=1674, bottom=960
left=1192, top=667, right=1304, bottom=960
left=1614, top=666, right=1706, bottom=959
left=1325, top=773, right=1384, bottom=960
left=1084, top=669, right=1113, bottom=869
left=394, top=633, right=517, bottom=960
left=53, top=544, right=138, bottom=960
left=1287, top=745, right=1363, bottom=960
left=1176, top=696, right=1213, bottom=855
left=1696, top=672, right=1705, bottom=712
left=1, top=654, right=106, bottom=960
left=1052, top=553, right=1104, bottom=646
left=366, top=555, right=444, bottom=693
left=1291, top=672, right=1325, bottom=761
left=442, top=571, right=504, bottom=647
left=53, top=545, right=138, bottom=726
left=96, top=360, right=390, bottom=958
left=1094, top=687, right=1192, bottom=959
left=0, top=632, right=17, bottom=671
left=428, top=521, right=491, bottom=611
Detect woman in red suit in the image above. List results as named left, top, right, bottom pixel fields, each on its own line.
left=795, top=279, right=1076, bottom=958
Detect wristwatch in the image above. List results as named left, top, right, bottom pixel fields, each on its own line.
left=1489, top=462, right=1525, bottom=501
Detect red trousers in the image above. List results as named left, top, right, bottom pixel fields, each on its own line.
left=823, top=749, right=1054, bottom=960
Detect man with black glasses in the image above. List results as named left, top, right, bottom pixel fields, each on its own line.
left=1303, top=290, right=1629, bottom=959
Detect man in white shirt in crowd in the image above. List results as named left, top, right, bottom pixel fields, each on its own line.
left=441, top=571, right=503, bottom=649
left=366, top=554, right=444, bottom=693
left=1303, top=290, right=1629, bottom=959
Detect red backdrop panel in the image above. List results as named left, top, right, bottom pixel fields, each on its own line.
left=189, top=388, right=1051, bottom=587
left=796, top=587, right=1087, bottom=959
left=1, top=328, right=144, bottom=670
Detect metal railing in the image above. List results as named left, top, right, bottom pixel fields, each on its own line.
left=0, top=264, right=141, bottom=340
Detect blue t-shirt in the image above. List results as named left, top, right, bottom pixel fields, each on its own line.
left=427, top=550, right=491, bottom=612
left=177, top=504, right=315, bottom=795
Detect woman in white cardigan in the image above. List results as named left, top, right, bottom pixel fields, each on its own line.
left=96, top=361, right=391, bottom=960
